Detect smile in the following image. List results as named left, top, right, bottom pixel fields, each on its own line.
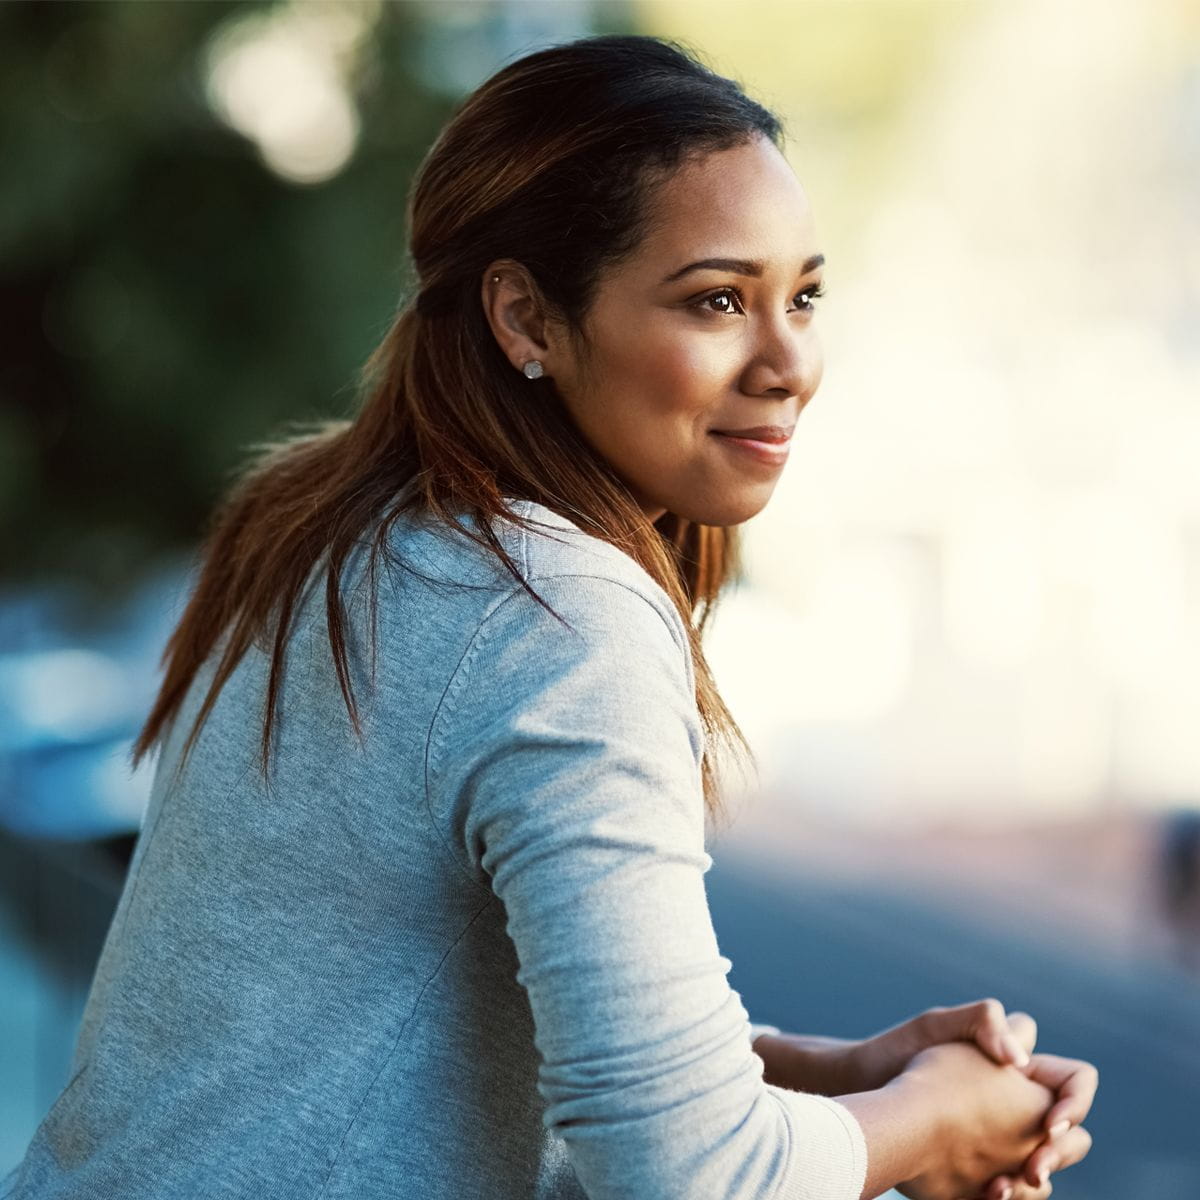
left=709, top=431, right=792, bottom=467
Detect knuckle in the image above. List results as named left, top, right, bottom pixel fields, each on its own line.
left=981, top=997, right=1004, bottom=1021
left=1068, top=1062, right=1099, bottom=1099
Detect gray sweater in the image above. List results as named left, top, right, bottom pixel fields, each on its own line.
left=5, top=500, right=867, bottom=1199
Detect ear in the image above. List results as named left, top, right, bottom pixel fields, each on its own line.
left=480, top=263, right=568, bottom=381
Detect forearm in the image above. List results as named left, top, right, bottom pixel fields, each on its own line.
left=753, top=1031, right=945, bottom=1197
left=835, top=1076, right=942, bottom=1200
left=752, top=1030, right=864, bottom=1096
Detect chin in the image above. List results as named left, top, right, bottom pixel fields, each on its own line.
left=664, top=486, right=774, bottom=528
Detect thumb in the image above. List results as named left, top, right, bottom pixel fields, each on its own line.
left=921, top=999, right=1029, bottom=1067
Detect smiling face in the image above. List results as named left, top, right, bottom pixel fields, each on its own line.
left=551, top=134, right=825, bottom=526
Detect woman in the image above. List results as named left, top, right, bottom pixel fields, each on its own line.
left=5, top=33, right=1096, bottom=1200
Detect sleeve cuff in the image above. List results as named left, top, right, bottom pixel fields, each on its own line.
left=766, top=1086, right=869, bottom=1200
left=748, top=1021, right=781, bottom=1044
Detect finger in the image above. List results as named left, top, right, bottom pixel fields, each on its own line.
left=984, top=1173, right=1018, bottom=1200
left=936, top=998, right=1032, bottom=1065
left=1013, top=1184, right=1053, bottom=1200
left=965, top=997, right=1023, bottom=1066
left=1022, top=1125, right=1094, bottom=1187
left=914, top=998, right=1017, bottom=1064
left=1024, top=1055, right=1100, bottom=1131
left=1005, top=1010, right=1038, bottom=1062
left=1045, top=1079, right=1098, bottom=1133
left=984, top=1180, right=1053, bottom=1200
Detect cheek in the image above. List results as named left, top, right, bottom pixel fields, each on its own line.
left=808, top=337, right=825, bottom=390
left=611, top=333, right=724, bottom=427
left=577, top=308, right=731, bottom=465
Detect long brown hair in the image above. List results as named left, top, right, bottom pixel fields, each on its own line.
left=132, top=33, right=785, bottom=831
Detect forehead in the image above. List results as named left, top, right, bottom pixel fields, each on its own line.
left=634, top=137, right=818, bottom=274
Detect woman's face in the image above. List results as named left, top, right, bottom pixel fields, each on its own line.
left=552, top=135, right=825, bottom=526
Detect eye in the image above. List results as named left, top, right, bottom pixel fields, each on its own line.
left=691, top=286, right=746, bottom=315
left=793, top=281, right=826, bottom=312
left=690, top=281, right=827, bottom=317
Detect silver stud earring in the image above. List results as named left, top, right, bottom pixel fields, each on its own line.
left=522, top=360, right=544, bottom=380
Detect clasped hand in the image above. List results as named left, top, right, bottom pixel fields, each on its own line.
left=759, top=999, right=1097, bottom=1199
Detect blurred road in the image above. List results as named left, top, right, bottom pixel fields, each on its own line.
left=710, top=845, right=1200, bottom=1200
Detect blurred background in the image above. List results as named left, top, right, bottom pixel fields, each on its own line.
left=2, top=0, right=1197, bottom=1195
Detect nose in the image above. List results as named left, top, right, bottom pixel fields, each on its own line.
left=742, top=315, right=819, bottom=401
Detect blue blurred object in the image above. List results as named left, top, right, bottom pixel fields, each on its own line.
left=0, top=559, right=189, bottom=839
left=1159, top=808, right=1200, bottom=971
left=0, top=559, right=190, bottom=1171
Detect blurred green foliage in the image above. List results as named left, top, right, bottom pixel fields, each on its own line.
left=1, top=0, right=627, bottom=600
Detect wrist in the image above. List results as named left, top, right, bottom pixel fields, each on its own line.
left=851, top=1025, right=926, bottom=1093
left=883, top=1066, right=948, bottom=1179
left=837, top=1072, right=945, bottom=1195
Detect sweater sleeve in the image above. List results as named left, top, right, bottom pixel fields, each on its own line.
left=426, top=573, right=868, bottom=1200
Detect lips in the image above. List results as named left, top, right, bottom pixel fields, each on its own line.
left=710, top=426, right=793, bottom=468
left=709, top=424, right=794, bottom=443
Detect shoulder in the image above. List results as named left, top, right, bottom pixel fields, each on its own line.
left=375, top=496, right=691, bottom=672
left=502, top=499, right=690, bottom=663
left=424, top=503, right=708, bottom=878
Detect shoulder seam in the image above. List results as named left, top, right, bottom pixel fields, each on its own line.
left=420, top=586, right=526, bottom=894
left=523, top=571, right=689, bottom=660
left=509, top=500, right=675, bottom=609
left=422, top=572, right=692, bottom=893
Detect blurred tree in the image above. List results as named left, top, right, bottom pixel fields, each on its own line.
left=1, top=0, right=619, bottom=603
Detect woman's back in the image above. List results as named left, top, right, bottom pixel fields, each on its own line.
left=7, top=500, right=866, bottom=1200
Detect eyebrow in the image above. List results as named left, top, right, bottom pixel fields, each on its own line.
left=660, top=252, right=825, bottom=285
